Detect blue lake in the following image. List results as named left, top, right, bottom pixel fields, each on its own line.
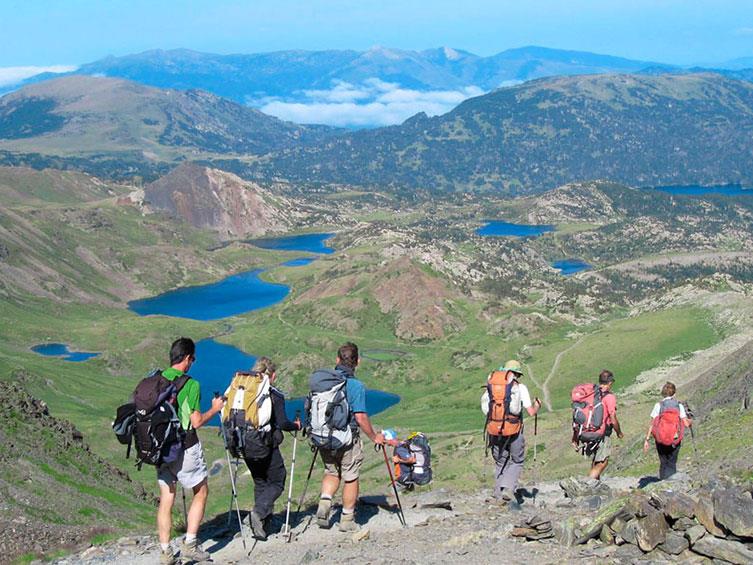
left=552, top=259, right=592, bottom=276
left=650, top=185, right=753, bottom=197
left=32, top=343, right=99, bottom=362
left=477, top=220, right=555, bottom=238
left=128, top=269, right=290, bottom=321
left=281, top=257, right=317, bottom=267
left=249, top=233, right=335, bottom=254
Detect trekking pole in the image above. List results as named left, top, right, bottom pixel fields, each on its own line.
left=533, top=401, right=539, bottom=505
left=290, top=446, right=319, bottom=542
left=283, top=411, right=300, bottom=540
left=377, top=444, right=406, bottom=527
left=216, top=392, right=247, bottom=551
left=181, top=485, right=188, bottom=528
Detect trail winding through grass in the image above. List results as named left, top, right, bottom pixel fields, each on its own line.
left=541, top=335, right=588, bottom=412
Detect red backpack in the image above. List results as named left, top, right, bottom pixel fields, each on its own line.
left=571, top=383, right=609, bottom=442
left=651, top=398, right=684, bottom=447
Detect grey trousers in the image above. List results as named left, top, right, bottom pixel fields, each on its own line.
left=491, top=432, right=526, bottom=495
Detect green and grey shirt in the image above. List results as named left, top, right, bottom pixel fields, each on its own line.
left=162, top=367, right=201, bottom=448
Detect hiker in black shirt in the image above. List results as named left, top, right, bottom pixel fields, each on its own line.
left=244, top=357, right=300, bottom=540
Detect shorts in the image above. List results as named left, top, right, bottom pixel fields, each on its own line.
left=320, top=437, right=364, bottom=482
left=590, top=435, right=612, bottom=463
left=157, top=442, right=208, bottom=490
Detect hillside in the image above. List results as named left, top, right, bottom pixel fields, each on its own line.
left=11, top=46, right=659, bottom=103
left=249, top=73, right=753, bottom=194
left=0, top=76, right=331, bottom=165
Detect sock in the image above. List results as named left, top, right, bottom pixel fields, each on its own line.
left=342, top=507, right=354, bottom=515
left=160, top=543, right=170, bottom=552
left=185, top=533, right=196, bottom=544
left=320, top=494, right=332, bottom=500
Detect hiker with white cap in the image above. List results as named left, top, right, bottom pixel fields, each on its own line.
left=482, top=359, right=541, bottom=502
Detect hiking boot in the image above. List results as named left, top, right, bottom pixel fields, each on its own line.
left=500, top=490, right=514, bottom=502
left=160, top=547, right=177, bottom=565
left=179, top=538, right=210, bottom=563
left=249, top=510, right=267, bottom=541
left=316, top=497, right=332, bottom=528
left=337, top=512, right=359, bottom=532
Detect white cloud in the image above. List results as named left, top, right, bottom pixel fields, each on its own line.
left=254, top=79, right=486, bottom=128
left=734, top=26, right=753, bottom=36
left=0, top=65, right=78, bottom=88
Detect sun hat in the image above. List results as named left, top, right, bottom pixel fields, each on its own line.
left=498, top=359, right=524, bottom=375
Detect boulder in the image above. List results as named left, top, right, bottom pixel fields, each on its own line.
left=599, top=525, right=615, bottom=545
left=620, top=519, right=638, bottom=546
left=559, top=477, right=611, bottom=498
left=553, top=517, right=578, bottom=546
left=672, top=516, right=697, bottom=531
left=684, top=525, right=707, bottom=546
left=613, top=543, right=644, bottom=561
left=634, top=510, right=670, bottom=552
left=713, top=488, right=753, bottom=537
left=662, top=492, right=696, bottom=521
left=659, top=531, right=690, bottom=555
left=691, top=535, right=753, bottom=564
left=694, top=491, right=725, bottom=537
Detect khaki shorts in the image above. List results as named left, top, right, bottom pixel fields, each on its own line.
left=320, top=437, right=364, bottom=482
left=592, top=435, right=612, bottom=463
left=157, top=442, right=208, bottom=490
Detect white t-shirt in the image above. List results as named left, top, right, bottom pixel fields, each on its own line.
left=480, top=380, right=532, bottom=416
left=650, top=397, right=687, bottom=419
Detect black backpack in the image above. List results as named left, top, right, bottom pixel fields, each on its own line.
left=113, top=369, right=190, bottom=469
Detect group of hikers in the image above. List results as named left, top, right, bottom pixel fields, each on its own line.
left=113, top=337, right=694, bottom=564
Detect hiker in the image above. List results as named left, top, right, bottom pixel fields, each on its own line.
left=482, top=359, right=542, bottom=502
left=572, top=369, right=624, bottom=481
left=312, top=342, right=385, bottom=532
left=385, top=429, right=433, bottom=491
left=643, top=381, right=692, bottom=480
left=157, top=338, right=225, bottom=565
left=235, top=357, right=301, bottom=540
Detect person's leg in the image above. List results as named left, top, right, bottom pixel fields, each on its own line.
left=186, top=478, right=208, bottom=536
left=590, top=459, right=608, bottom=480
left=491, top=436, right=510, bottom=499
left=656, top=443, right=669, bottom=479
left=342, top=478, right=359, bottom=510
left=499, top=433, right=526, bottom=494
left=253, top=449, right=287, bottom=520
left=318, top=449, right=341, bottom=527
left=157, top=482, right=177, bottom=544
left=246, top=455, right=271, bottom=516
left=666, top=444, right=680, bottom=478
left=589, top=436, right=611, bottom=480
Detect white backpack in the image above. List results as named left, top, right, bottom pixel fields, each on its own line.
left=305, top=369, right=353, bottom=451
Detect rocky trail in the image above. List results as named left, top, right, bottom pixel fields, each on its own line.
left=49, top=471, right=753, bottom=565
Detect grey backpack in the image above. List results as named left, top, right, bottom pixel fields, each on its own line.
left=305, top=369, right=353, bottom=451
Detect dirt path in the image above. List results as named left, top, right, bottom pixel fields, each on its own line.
left=541, top=336, right=587, bottom=411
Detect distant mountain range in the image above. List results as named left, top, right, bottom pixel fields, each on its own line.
left=2, top=72, right=753, bottom=193
left=15, top=46, right=662, bottom=101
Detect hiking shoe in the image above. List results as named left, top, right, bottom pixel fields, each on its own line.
left=500, top=490, right=514, bottom=502
left=179, top=539, right=210, bottom=563
left=316, top=498, right=332, bottom=528
left=249, top=510, right=267, bottom=541
left=337, top=512, right=359, bottom=532
left=160, top=548, right=177, bottom=565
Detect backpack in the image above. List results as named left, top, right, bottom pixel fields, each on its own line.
left=571, top=383, right=610, bottom=443
left=221, top=372, right=273, bottom=460
left=485, top=370, right=523, bottom=437
left=305, top=368, right=353, bottom=451
left=651, top=398, right=685, bottom=447
left=113, top=369, right=190, bottom=469
left=395, top=432, right=433, bottom=487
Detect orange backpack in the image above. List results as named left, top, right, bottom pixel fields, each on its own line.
left=485, top=370, right=522, bottom=437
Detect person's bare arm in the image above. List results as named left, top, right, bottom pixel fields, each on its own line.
left=189, top=396, right=225, bottom=430
left=612, top=413, right=624, bottom=439
left=526, top=398, right=542, bottom=417
left=354, top=412, right=385, bottom=445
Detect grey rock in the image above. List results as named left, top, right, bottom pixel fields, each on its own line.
left=599, top=525, right=615, bottom=545
left=684, top=525, right=707, bottom=546
left=713, top=488, right=753, bottom=537
left=659, top=531, right=690, bottom=555
left=691, top=535, right=753, bottom=564
left=614, top=543, right=644, bottom=560
left=299, top=549, right=321, bottom=564
left=663, top=492, right=696, bottom=521
left=695, top=491, right=725, bottom=537
left=672, top=516, right=697, bottom=531
left=634, top=510, right=669, bottom=552
left=621, top=520, right=639, bottom=546
left=559, top=477, right=611, bottom=498
left=553, top=517, right=578, bottom=547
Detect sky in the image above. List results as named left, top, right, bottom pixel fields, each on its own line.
left=1, top=0, right=752, bottom=69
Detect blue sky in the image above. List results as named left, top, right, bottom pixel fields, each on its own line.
left=1, top=0, right=752, bottom=68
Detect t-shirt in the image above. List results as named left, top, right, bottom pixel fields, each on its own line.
left=345, top=377, right=367, bottom=414
left=480, top=379, right=532, bottom=416
left=650, top=398, right=687, bottom=419
left=162, top=367, right=201, bottom=430
left=602, top=391, right=617, bottom=426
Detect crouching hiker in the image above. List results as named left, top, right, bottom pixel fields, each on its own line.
left=643, top=381, right=693, bottom=480
left=390, top=430, right=432, bottom=491
left=308, top=342, right=385, bottom=532
left=157, top=338, right=225, bottom=565
left=222, top=357, right=301, bottom=540
left=571, top=370, right=624, bottom=481
left=482, top=359, right=542, bottom=502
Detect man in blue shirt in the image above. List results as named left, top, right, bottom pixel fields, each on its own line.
left=316, top=342, right=385, bottom=532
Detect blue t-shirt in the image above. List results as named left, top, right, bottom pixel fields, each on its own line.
left=346, top=376, right=367, bottom=414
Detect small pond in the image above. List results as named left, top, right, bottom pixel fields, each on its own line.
left=249, top=233, right=335, bottom=254
left=477, top=220, right=555, bottom=238
left=552, top=259, right=592, bottom=276
left=281, top=257, right=317, bottom=267
left=32, top=343, right=99, bottom=362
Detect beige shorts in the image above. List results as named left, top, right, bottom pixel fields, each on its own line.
left=320, top=437, right=364, bottom=482
left=157, top=442, right=208, bottom=490
left=592, top=435, right=612, bottom=463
